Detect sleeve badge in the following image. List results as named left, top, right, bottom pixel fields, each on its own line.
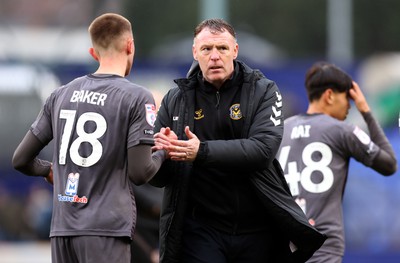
left=145, top=104, right=156, bottom=127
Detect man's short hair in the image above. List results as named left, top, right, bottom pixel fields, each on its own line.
left=88, top=13, right=132, bottom=51
left=194, top=18, right=236, bottom=39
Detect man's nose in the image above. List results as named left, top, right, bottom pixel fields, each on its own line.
left=210, top=48, right=220, bottom=60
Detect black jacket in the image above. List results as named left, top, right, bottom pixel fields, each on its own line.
left=150, top=60, right=326, bottom=263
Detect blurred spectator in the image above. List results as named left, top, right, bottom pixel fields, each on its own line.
left=131, top=184, right=163, bottom=263
left=0, top=184, right=34, bottom=240
left=24, top=184, right=52, bottom=240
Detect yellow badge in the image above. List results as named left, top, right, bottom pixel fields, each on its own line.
left=230, top=104, right=242, bottom=120
left=194, top=109, right=204, bottom=120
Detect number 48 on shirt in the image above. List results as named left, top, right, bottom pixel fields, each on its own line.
left=278, top=142, right=334, bottom=196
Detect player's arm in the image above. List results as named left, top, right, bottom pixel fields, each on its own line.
left=127, top=143, right=166, bottom=185
left=362, top=111, right=397, bottom=175
left=350, top=82, right=397, bottom=175
left=12, top=130, right=53, bottom=182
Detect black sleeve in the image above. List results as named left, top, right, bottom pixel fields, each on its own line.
left=127, top=144, right=166, bottom=185
left=363, top=111, right=397, bottom=175
left=196, top=79, right=283, bottom=171
left=12, top=130, right=51, bottom=177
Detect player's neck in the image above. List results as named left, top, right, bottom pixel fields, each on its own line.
left=95, top=66, right=125, bottom=77
left=94, top=56, right=128, bottom=77
left=306, top=102, right=326, bottom=115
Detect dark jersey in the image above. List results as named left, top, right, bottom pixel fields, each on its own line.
left=30, top=74, right=156, bottom=238
left=277, top=113, right=380, bottom=257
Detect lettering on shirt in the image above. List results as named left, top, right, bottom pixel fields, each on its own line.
left=290, top=125, right=311, bottom=139
left=58, top=194, right=88, bottom=204
left=70, top=90, right=107, bottom=106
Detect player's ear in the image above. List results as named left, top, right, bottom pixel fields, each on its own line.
left=324, top=88, right=334, bottom=105
left=89, top=47, right=99, bottom=61
left=127, top=38, right=134, bottom=55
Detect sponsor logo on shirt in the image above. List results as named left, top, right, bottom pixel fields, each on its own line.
left=58, top=173, right=88, bottom=204
left=229, top=104, right=242, bottom=120
left=58, top=194, right=88, bottom=204
left=144, top=129, right=154, bottom=135
left=65, top=173, right=79, bottom=196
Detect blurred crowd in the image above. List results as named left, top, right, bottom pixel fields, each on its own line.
left=0, top=181, right=52, bottom=241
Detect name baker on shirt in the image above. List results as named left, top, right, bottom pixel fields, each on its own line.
left=70, top=90, right=107, bottom=106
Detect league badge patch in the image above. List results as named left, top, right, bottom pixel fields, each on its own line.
left=353, top=126, right=371, bottom=145
left=145, top=104, right=156, bottom=127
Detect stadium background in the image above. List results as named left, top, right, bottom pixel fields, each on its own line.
left=0, top=0, right=399, bottom=262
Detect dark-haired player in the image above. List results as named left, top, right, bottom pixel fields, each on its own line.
left=277, top=62, right=397, bottom=263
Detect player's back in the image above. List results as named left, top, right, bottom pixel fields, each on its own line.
left=277, top=113, right=355, bottom=256
left=37, top=74, right=155, bottom=238
left=278, top=113, right=353, bottom=182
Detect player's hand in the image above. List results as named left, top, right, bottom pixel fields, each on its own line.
left=349, top=81, right=370, bottom=113
left=153, top=127, right=178, bottom=158
left=167, top=126, right=200, bottom=162
left=44, top=165, right=54, bottom=185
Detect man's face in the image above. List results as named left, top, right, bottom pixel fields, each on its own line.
left=192, top=28, right=239, bottom=89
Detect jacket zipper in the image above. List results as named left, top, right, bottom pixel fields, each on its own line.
left=215, top=91, right=222, bottom=136
left=215, top=91, right=220, bottom=108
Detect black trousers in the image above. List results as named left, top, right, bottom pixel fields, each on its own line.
left=181, top=216, right=292, bottom=263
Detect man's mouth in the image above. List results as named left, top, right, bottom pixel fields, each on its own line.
left=209, top=66, right=222, bottom=70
